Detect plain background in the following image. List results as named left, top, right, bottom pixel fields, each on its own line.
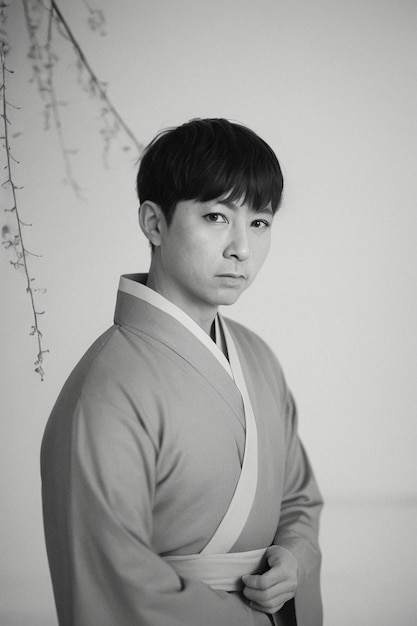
left=1, top=1, right=416, bottom=624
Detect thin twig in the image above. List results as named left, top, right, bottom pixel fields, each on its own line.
left=22, top=0, right=84, bottom=197
left=1, top=46, right=48, bottom=379
left=50, top=0, right=143, bottom=154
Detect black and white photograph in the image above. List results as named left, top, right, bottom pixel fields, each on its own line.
left=1, top=2, right=416, bottom=625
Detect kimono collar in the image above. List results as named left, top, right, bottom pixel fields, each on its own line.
left=118, top=274, right=233, bottom=377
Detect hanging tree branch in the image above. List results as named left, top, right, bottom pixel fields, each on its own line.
left=1, top=44, right=48, bottom=380
left=23, top=0, right=84, bottom=196
left=1, top=0, right=143, bottom=380
left=22, top=0, right=142, bottom=187
left=50, top=0, right=143, bottom=155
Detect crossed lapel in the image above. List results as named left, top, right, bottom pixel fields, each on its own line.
left=114, top=290, right=245, bottom=431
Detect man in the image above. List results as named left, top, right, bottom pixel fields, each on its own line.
left=41, top=118, right=323, bottom=626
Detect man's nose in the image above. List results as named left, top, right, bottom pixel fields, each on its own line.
left=224, top=224, right=250, bottom=261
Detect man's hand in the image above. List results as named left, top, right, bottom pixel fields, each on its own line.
left=242, top=545, right=298, bottom=615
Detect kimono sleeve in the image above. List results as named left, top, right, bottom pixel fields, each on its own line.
left=273, top=388, right=323, bottom=582
left=273, top=387, right=323, bottom=626
left=41, top=385, right=270, bottom=626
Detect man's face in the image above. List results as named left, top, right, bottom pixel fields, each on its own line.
left=152, top=198, right=273, bottom=323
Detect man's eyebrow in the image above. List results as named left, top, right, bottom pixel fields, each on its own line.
left=217, top=200, right=274, bottom=215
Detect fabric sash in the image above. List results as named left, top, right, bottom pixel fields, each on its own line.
left=164, top=548, right=267, bottom=591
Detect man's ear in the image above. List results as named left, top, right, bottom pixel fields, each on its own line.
left=139, top=201, right=166, bottom=247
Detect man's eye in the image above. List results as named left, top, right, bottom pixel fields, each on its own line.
left=252, top=219, right=270, bottom=229
left=204, top=213, right=228, bottom=223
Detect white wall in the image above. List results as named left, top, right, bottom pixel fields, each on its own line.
left=1, top=1, right=416, bottom=624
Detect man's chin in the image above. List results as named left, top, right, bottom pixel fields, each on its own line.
left=216, top=291, right=245, bottom=307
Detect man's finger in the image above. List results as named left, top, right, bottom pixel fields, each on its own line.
left=242, top=567, right=283, bottom=591
left=243, top=579, right=295, bottom=599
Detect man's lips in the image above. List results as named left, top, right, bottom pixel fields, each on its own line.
left=217, top=273, right=247, bottom=280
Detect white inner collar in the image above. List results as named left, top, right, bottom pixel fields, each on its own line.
left=118, top=274, right=233, bottom=377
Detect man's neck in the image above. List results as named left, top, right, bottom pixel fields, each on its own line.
left=146, top=270, right=217, bottom=336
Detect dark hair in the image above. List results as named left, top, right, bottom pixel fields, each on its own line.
left=136, top=118, right=283, bottom=224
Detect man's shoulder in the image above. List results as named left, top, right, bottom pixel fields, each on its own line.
left=55, top=325, right=123, bottom=397
left=48, top=322, right=172, bottom=433
left=65, top=322, right=161, bottom=386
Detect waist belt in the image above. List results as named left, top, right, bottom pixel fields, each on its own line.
left=163, top=548, right=268, bottom=591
